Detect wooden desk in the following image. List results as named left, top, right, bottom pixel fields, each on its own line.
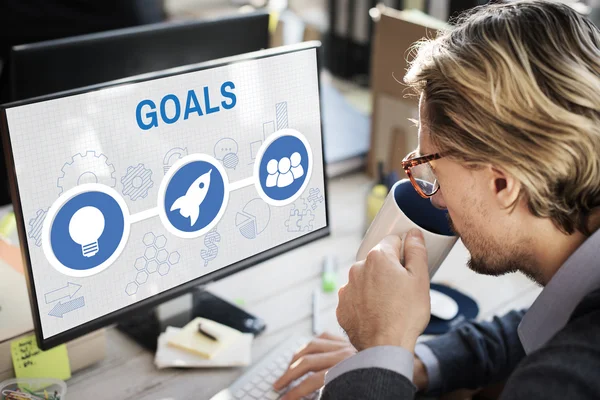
left=66, top=173, right=541, bottom=399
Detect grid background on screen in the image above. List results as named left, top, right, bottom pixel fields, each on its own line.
left=5, top=48, right=326, bottom=339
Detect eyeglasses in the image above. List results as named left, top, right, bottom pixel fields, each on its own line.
left=401, top=150, right=443, bottom=198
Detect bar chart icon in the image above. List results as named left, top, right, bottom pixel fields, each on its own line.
left=263, top=121, right=275, bottom=140
left=276, top=102, right=288, bottom=130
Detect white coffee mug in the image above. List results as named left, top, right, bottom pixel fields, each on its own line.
left=357, top=179, right=458, bottom=278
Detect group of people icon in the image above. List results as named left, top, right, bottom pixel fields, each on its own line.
left=266, top=152, right=304, bottom=188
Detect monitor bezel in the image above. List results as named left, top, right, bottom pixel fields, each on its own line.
left=0, top=41, right=330, bottom=350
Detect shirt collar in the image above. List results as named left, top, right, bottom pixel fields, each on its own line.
left=518, top=228, right=600, bottom=354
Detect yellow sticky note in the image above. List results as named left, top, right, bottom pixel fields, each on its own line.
left=11, top=335, right=71, bottom=381
left=0, top=211, right=16, bottom=238
left=269, top=12, right=279, bottom=35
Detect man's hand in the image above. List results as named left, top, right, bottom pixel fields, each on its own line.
left=336, top=229, right=431, bottom=352
left=273, top=332, right=356, bottom=400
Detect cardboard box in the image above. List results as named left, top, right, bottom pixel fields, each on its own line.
left=367, top=6, right=449, bottom=177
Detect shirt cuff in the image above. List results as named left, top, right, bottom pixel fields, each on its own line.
left=414, top=343, right=442, bottom=394
left=324, top=345, right=414, bottom=385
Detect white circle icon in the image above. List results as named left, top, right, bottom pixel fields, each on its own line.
left=253, top=128, right=313, bottom=206
left=157, top=153, right=230, bottom=239
left=42, top=183, right=131, bottom=278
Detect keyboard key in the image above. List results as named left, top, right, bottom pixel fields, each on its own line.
left=265, top=391, right=280, bottom=400
left=234, top=390, right=246, bottom=399
left=243, top=383, right=253, bottom=392
left=265, top=374, right=277, bottom=384
left=259, top=369, right=270, bottom=378
left=249, top=388, right=264, bottom=398
left=251, top=376, right=261, bottom=385
left=258, top=382, right=271, bottom=391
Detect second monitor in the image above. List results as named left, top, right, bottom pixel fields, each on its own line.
left=9, top=11, right=270, bottom=102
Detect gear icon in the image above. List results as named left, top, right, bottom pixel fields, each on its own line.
left=57, top=151, right=117, bottom=195
left=28, top=208, right=48, bottom=246
left=121, top=163, right=154, bottom=200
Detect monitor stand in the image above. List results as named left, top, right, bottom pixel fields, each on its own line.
left=116, top=287, right=266, bottom=351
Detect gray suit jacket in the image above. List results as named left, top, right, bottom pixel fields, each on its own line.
left=320, top=287, right=600, bottom=399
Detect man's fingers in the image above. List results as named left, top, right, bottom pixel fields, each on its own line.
left=373, top=235, right=403, bottom=261
left=274, top=351, right=349, bottom=391
left=403, top=228, right=428, bottom=277
left=280, top=370, right=326, bottom=400
left=288, top=338, right=350, bottom=366
left=317, top=332, right=347, bottom=342
left=273, top=354, right=324, bottom=390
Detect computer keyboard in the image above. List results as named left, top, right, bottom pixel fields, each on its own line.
left=210, top=334, right=320, bottom=400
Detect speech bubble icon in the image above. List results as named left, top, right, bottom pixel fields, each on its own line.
left=214, top=138, right=239, bottom=160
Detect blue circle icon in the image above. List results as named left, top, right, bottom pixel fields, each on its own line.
left=258, top=131, right=312, bottom=204
left=163, top=159, right=226, bottom=235
left=49, top=191, right=125, bottom=273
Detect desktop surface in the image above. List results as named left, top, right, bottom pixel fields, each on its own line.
left=1, top=43, right=328, bottom=349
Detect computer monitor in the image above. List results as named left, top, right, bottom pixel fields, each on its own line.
left=0, top=42, right=329, bottom=350
left=8, top=11, right=270, bottom=102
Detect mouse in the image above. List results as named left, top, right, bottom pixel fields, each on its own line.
left=430, top=289, right=459, bottom=320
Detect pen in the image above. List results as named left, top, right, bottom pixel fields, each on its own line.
left=197, top=323, right=219, bottom=341
left=312, top=288, right=320, bottom=336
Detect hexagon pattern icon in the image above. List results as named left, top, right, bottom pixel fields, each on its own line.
left=144, top=246, right=157, bottom=260
left=169, top=252, right=180, bottom=265
left=143, top=232, right=155, bottom=246
left=146, top=260, right=158, bottom=274
left=157, top=249, right=169, bottom=263
left=158, top=263, right=170, bottom=276
left=134, top=257, right=146, bottom=271
left=125, top=282, right=138, bottom=296
left=125, top=231, right=181, bottom=296
left=136, top=271, right=148, bottom=284
left=155, top=235, right=167, bottom=249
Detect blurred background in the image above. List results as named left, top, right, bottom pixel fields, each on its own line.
left=0, top=0, right=597, bottom=208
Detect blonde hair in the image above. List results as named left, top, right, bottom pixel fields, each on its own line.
left=404, top=0, right=600, bottom=235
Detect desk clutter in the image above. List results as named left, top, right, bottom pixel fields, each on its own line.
left=155, top=318, right=254, bottom=369
left=0, top=378, right=67, bottom=400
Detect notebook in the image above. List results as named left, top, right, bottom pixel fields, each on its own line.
left=156, top=326, right=252, bottom=369
left=166, top=317, right=244, bottom=359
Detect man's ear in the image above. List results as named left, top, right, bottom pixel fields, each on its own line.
left=488, top=166, right=521, bottom=208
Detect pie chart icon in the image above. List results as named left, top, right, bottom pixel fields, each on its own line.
left=235, top=198, right=271, bottom=239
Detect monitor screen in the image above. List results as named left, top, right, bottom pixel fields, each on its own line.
left=1, top=43, right=328, bottom=349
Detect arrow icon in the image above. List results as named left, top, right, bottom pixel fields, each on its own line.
left=48, top=296, right=85, bottom=318
left=44, top=282, right=82, bottom=304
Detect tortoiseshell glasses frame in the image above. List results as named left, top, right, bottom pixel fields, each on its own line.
left=401, top=150, right=443, bottom=198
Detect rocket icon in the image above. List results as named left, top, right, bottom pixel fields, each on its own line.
left=170, top=169, right=212, bottom=226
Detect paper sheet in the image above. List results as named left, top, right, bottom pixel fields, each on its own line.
left=155, top=327, right=253, bottom=369
left=166, top=317, right=244, bottom=359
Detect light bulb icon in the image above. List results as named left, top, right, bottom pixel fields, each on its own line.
left=69, top=206, right=105, bottom=257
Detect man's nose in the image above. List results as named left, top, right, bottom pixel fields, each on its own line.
left=430, top=190, right=447, bottom=210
